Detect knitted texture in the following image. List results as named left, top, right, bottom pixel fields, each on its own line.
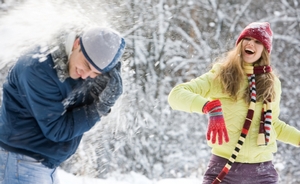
left=236, top=22, right=273, bottom=53
left=263, top=101, right=272, bottom=143
left=97, top=62, right=123, bottom=116
left=80, top=27, right=126, bottom=73
left=212, top=65, right=272, bottom=184
left=203, top=100, right=229, bottom=145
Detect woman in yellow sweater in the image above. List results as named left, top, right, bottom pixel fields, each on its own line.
left=168, top=22, right=300, bottom=184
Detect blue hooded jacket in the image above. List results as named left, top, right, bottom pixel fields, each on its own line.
left=0, top=47, right=101, bottom=168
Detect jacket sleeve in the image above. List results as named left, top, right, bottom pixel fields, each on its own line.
left=272, top=78, right=300, bottom=146
left=168, top=64, right=221, bottom=114
left=17, top=60, right=100, bottom=142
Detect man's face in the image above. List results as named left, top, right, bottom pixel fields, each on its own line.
left=68, top=38, right=101, bottom=79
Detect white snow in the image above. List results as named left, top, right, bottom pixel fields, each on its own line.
left=0, top=1, right=204, bottom=183
left=1, top=0, right=299, bottom=184
left=57, top=168, right=202, bottom=184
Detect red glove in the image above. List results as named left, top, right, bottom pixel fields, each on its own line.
left=203, top=100, right=229, bottom=145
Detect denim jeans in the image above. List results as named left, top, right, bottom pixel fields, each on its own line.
left=0, top=147, right=60, bottom=184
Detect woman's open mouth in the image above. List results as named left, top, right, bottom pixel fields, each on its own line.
left=245, top=49, right=254, bottom=55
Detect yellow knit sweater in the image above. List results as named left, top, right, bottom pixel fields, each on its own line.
left=168, top=64, right=300, bottom=163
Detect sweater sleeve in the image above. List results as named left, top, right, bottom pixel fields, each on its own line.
left=274, top=119, right=300, bottom=147
left=272, top=78, right=300, bottom=146
left=168, top=64, right=221, bottom=114
left=17, top=59, right=100, bottom=142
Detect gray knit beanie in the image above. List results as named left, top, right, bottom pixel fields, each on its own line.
left=79, top=27, right=126, bottom=73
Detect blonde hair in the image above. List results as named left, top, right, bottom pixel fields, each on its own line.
left=216, top=41, right=276, bottom=103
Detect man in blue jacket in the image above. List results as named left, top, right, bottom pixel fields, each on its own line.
left=0, top=27, right=126, bottom=184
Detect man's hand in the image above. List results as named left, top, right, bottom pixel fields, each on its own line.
left=97, top=62, right=123, bottom=116
left=203, top=99, right=229, bottom=145
left=89, top=75, right=109, bottom=100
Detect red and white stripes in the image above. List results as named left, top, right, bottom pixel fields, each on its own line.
left=212, top=65, right=273, bottom=183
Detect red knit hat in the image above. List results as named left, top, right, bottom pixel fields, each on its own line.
left=235, top=22, right=273, bottom=53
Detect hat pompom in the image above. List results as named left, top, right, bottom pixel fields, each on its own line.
left=236, top=22, right=273, bottom=53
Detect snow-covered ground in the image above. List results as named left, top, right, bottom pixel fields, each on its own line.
left=57, top=168, right=202, bottom=184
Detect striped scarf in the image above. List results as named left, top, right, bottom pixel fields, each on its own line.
left=212, top=65, right=272, bottom=184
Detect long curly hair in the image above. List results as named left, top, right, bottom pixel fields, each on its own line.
left=216, top=40, right=276, bottom=103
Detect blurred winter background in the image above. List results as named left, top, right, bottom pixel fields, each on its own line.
left=0, top=0, right=300, bottom=183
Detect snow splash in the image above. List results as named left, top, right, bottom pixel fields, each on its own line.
left=0, top=0, right=131, bottom=177
left=0, top=0, right=108, bottom=68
